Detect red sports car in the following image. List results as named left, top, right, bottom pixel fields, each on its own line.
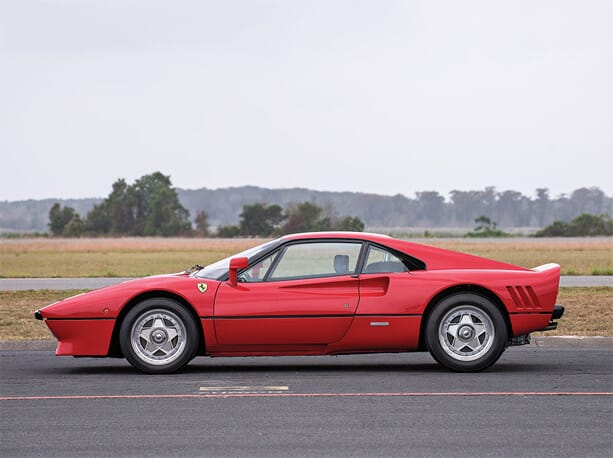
left=35, top=232, right=563, bottom=374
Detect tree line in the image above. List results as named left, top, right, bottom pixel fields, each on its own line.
left=462, top=213, right=613, bottom=237
left=43, top=172, right=612, bottom=237
left=3, top=183, right=610, bottom=233
left=176, top=185, right=612, bottom=229
left=396, top=187, right=612, bottom=228
left=48, top=172, right=364, bottom=237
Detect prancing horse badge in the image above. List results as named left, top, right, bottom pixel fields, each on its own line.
left=197, top=283, right=208, bottom=293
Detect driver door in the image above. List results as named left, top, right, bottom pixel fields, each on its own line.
left=213, top=241, right=363, bottom=347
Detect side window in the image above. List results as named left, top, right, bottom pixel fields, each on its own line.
left=362, top=245, right=408, bottom=274
left=269, top=242, right=362, bottom=281
left=238, top=252, right=278, bottom=283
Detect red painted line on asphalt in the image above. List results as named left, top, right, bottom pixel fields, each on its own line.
left=1, top=391, right=612, bottom=401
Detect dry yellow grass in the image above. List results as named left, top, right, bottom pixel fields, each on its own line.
left=0, top=237, right=262, bottom=253
left=1, top=287, right=610, bottom=341
left=0, top=290, right=87, bottom=340
left=1, top=237, right=611, bottom=277
left=0, top=238, right=265, bottom=277
left=536, top=287, right=613, bottom=336
left=421, top=238, right=613, bottom=275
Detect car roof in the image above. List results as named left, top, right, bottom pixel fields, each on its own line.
left=280, top=231, right=392, bottom=243
left=277, top=232, right=527, bottom=272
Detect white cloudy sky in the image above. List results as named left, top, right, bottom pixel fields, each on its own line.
left=1, top=0, right=611, bottom=201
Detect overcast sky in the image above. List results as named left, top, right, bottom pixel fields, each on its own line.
left=1, top=0, right=611, bottom=202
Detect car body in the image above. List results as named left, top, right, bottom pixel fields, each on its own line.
left=35, top=232, right=563, bottom=373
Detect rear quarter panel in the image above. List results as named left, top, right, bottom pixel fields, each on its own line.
left=406, top=265, right=560, bottom=336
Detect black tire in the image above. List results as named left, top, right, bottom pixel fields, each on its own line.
left=119, top=298, right=199, bottom=374
left=425, top=293, right=507, bottom=372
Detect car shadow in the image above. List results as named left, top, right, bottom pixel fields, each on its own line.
left=185, top=362, right=447, bottom=374
left=56, top=358, right=547, bottom=376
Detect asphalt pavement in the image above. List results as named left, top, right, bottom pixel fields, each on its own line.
left=1, top=275, right=612, bottom=290
left=1, top=344, right=612, bottom=457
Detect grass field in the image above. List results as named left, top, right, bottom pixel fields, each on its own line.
left=1, top=237, right=612, bottom=277
left=1, top=287, right=610, bottom=341
left=0, top=238, right=261, bottom=278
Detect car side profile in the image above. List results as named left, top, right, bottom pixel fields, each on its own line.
left=35, top=232, right=563, bottom=374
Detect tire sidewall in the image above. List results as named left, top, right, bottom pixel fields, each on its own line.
left=120, top=298, right=198, bottom=374
left=425, top=293, right=507, bottom=372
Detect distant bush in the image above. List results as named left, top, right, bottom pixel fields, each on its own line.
left=534, top=213, right=613, bottom=237
left=465, top=216, right=510, bottom=238
left=215, top=225, right=242, bottom=238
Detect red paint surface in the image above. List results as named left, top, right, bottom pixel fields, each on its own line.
left=36, top=233, right=561, bottom=359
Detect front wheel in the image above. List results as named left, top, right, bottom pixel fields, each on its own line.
left=425, top=293, right=507, bottom=372
left=119, top=298, right=199, bottom=374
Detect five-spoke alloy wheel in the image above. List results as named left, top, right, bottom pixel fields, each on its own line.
left=120, top=298, right=198, bottom=374
left=425, top=293, right=507, bottom=372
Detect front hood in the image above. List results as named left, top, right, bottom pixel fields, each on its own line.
left=37, top=273, right=220, bottom=320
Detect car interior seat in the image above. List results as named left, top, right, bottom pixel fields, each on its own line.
left=334, top=255, right=350, bottom=274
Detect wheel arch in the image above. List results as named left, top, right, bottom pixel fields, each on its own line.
left=107, top=290, right=205, bottom=358
left=418, top=284, right=512, bottom=350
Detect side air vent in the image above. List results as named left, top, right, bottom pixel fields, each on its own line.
left=506, top=285, right=542, bottom=310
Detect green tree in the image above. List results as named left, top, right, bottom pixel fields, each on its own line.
left=569, top=213, right=612, bottom=236
left=239, top=203, right=285, bottom=236
left=281, top=202, right=364, bottom=234
left=282, top=202, right=325, bottom=233
left=534, top=220, right=568, bottom=236
left=216, top=225, right=241, bottom=238
left=85, top=172, right=191, bottom=236
left=131, top=172, right=191, bottom=236
left=474, top=215, right=495, bottom=232
left=86, top=178, right=135, bottom=234
left=63, top=213, right=84, bottom=237
left=48, top=203, right=80, bottom=236
left=333, top=216, right=365, bottom=232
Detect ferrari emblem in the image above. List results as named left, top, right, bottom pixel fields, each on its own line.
left=197, top=283, right=208, bottom=293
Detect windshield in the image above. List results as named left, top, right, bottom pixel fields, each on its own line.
left=193, top=239, right=281, bottom=280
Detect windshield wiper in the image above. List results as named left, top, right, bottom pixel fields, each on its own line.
left=185, top=264, right=204, bottom=274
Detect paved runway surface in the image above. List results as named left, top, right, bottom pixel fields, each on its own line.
left=1, top=275, right=612, bottom=290
left=1, top=345, right=612, bottom=457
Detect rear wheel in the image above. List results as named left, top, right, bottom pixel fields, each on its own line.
left=119, top=298, right=198, bottom=374
left=425, top=293, right=507, bottom=372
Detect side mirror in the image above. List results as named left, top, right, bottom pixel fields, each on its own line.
left=228, top=257, right=249, bottom=287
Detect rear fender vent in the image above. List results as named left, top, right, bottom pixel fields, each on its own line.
left=506, top=285, right=542, bottom=310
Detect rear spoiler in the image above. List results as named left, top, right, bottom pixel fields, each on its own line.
left=531, top=263, right=560, bottom=272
